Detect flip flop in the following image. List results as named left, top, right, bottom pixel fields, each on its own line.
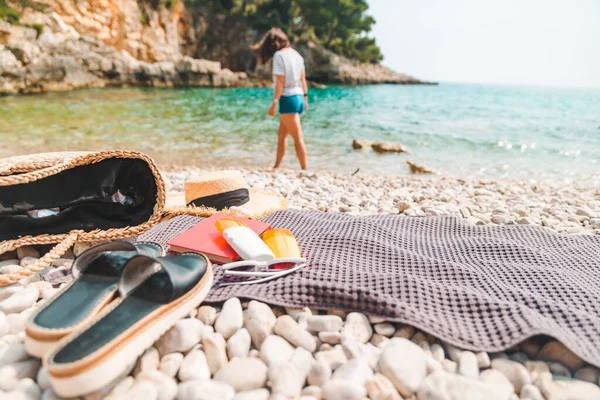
left=25, top=241, right=164, bottom=358
left=44, top=252, right=213, bottom=398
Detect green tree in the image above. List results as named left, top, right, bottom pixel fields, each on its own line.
left=312, top=1, right=380, bottom=62
left=189, top=0, right=382, bottom=63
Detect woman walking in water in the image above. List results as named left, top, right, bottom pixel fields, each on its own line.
left=253, top=28, right=308, bottom=170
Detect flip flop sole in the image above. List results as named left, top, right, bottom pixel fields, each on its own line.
left=25, top=285, right=118, bottom=358
left=46, top=264, right=214, bottom=398
left=26, top=242, right=164, bottom=359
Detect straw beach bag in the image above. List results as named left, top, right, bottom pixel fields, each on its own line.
left=0, top=151, right=166, bottom=287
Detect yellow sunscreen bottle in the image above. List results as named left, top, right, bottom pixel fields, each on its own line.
left=261, top=228, right=302, bottom=270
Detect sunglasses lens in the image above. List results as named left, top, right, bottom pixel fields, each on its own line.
left=269, top=262, right=296, bottom=271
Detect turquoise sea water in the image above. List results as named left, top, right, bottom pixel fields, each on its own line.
left=1, top=83, right=598, bottom=178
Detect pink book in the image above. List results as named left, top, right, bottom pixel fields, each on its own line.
left=167, top=213, right=271, bottom=264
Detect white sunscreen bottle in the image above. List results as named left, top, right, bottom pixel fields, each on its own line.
left=215, top=218, right=275, bottom=262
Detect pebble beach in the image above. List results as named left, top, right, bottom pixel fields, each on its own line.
left=1, top=168, right=599, bottom=400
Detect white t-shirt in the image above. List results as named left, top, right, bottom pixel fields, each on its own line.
left=272, top=48, right=305, bottom=97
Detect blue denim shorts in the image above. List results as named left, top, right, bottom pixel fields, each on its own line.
left=279, top=95, right=304, bottom=115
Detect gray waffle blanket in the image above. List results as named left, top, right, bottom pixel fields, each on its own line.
left=138, top=210, right=600, bottom=366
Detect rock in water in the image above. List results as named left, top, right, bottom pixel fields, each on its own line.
left=407, top=161, right=435, bottom=174
left=378, top=338, right=427, bottom=397
left=352, top=139, right=373, bottom=150
left=372, top=141, right=409, bottom=153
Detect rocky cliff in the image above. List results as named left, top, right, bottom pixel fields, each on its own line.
left=0, top=0, right=428, bottom=94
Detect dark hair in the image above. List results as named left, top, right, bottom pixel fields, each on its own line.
left=251, top=28, right=291, bottom=64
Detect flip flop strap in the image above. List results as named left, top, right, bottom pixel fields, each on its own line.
left=71, top=241, right=138, bottom=279
left=118, top=253, right=208, bottom=302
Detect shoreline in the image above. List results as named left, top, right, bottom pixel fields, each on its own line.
left=0, top=79, right=437, bottom=97
left=165, top=167, right=600, bottom=236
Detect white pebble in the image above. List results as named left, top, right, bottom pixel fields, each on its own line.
left=307, top=359, right=332, bottom=387
left=318, top=331, right=341, bottom=345
left=158, top=353, right=184, bottom=378
left=244, top=301, right=276, bottom=349
left=202, top=332, right=228, bottom=375
left=340, top=313, right=372, bottom=344
left=373, top=323, right=395, bottom=337
left=0, top=289, right=39, bottom=314
left=134, top=347, right=159, bottom=376
left=215, top=298, right=243, bottom=340
left=155, top=319, right=203, bottom=355
left=491, top=358, right=531, bottom=392
left=177, top=380, right=235, bottom=400
left=137, top=370, right=177, bottom=400
left=306, top=315, right=343, bottom=332
left=321, top=379, right=366, bottom=400
left=366, top=373, right=402, bottom=400
left=378, top=338, right=427, bottom=397
left=196, top=306, right=217, bottom=326
left=458, top=351, right=479, bottom=378
left=213, top=357, right=268, bottom=392
left=226, top=328, right=251, bottom=359
left=178, top=350, right=210, bottom=382
left=259, top=335, right=294, bottom=365
left=273, top=315, right=316, bottom=352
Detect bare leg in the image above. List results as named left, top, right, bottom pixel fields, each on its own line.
left=282, top=113, right=308, bottom=169
left=274, top=119, right=288, bottom=169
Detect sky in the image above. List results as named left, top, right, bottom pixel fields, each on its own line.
left=368, top=0, right=600, bottom=87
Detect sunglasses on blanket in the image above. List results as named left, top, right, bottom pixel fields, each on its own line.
left=216, top=228, right=307, bottom=287
left=216, top=259, right=307, bottom=287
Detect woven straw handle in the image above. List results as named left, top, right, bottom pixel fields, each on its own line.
left=0, top=231, right=82, bottom=287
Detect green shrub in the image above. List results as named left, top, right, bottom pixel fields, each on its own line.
left=0, top=0, right=20, bottom=24
left=140, top=10, right=149, bottom=25
left=23, top=22, right=43, bottom=37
